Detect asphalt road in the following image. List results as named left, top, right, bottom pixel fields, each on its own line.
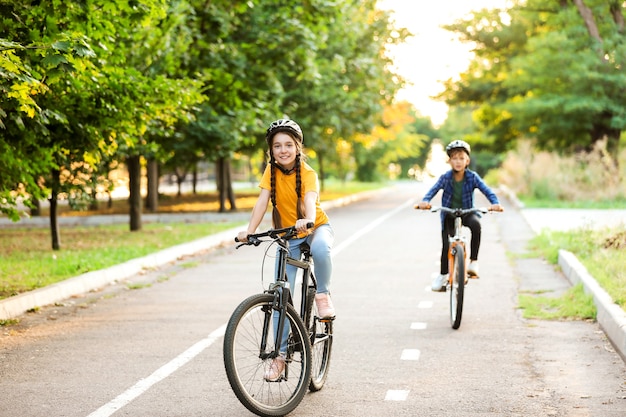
left=1, top=182, right=625, bottom=417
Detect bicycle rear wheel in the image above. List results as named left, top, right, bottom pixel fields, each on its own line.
left=450, top=245, right=465, bottom=329
left=223, top=293, right=312, bottom=417
left=305, top=287, right=333, bottom=391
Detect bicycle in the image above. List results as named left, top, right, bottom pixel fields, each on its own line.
left=223, top=224, right=334, bottom=417
left=416, top=206, right=493, bottom=329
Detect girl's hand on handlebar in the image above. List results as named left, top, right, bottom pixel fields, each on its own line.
left=295, top=219, right=314, bottom=234
left=236, top=230, right=249, bottom=243
left=415, top=201, right=431, bottom=210
left=490, top=204, right=504, bottom=212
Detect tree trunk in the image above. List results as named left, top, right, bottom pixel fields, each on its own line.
left=225, top=158, right=236, bottom=211
left=49, top=168, right=61, bottom=250
left=89, top=175, right=99, bottom=211
left=216, top=157, right=237, bottom=212
left=192, top=165, right=198, bottom=194
left=573, top=0, right=602, bottom=44
left=145, top=157, right=159, bottom=212
left=174, top=167, right=186, bottom=197
left=217, top=157, right=226, bottom=212
left=127, top=155, right=142, bottom=231
left=31, top=199, right=41, bottom=217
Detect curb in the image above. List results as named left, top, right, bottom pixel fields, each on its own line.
left=559, top=250, right=626, bottom=361
left=0, top=228, right=241, bottom=320
left=501, top=186, right=626, bottom=360
left=0, top=188, right=385, bottom=320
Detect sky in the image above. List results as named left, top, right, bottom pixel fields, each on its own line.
left=379, top=0, right=509, bottom=126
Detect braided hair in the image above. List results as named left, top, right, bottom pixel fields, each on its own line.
left=266, top=119, right=306, bottom=228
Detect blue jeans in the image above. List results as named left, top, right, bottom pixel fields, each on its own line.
left=275, top=222, right=334, bottom=294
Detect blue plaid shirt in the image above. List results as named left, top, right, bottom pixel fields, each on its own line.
left=421, top=169, right=500, bottom=229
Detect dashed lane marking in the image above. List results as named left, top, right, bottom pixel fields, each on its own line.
left=385, top=390, right=410, bottom=401
left=401, top=349, right=421, bottom=361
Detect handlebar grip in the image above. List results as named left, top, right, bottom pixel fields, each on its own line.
left=234, top=237, right=240, bottom=242
left=306, top=222, right=314, bottom=229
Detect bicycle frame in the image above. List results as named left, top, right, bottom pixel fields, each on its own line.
left=262, top=235, right=317, bottom=360
left=447, top=215, right=467, bottom=287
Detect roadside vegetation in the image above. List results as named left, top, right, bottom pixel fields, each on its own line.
left=518, top=284, right=596, bottom=321
left=494, top=143, right=626, bottom=320
left=0, top=181, right=384, bottom=301
left=526, top=226, right=626, bottom=310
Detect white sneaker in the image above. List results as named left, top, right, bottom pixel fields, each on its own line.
left=468, top=261, right=479, bottom=277
left=431, top=274, right=449, bottom=292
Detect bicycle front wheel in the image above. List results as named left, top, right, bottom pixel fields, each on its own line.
left=307, top=287, right=333, bottom=392
left=450, top=245, right=465, bottom=329
left=223, top=293, right=312, bottom=417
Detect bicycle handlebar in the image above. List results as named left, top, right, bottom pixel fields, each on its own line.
left=414, top=205, right=496, bottom=216
left=235, top=222, right=315, bottom=247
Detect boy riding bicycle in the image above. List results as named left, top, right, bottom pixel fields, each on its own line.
left=416, top=140, right=503, bottom=292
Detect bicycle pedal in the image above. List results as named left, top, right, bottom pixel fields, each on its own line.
left=317, top=316, right=335, bottom=322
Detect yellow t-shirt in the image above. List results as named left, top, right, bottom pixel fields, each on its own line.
left=260, top=162, right=329, bottom=230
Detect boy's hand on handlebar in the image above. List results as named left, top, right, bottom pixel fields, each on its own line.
left=415, top=201, right=431, bottom=210
left=489, top=204, right=504, bottom=212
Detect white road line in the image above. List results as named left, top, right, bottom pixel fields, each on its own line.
left=384, top=390, right=410, bottom=401
left=331, top=198, right=415, bottom=258
left=417, top=300, right=433, bottom=309
left=87, top=324, right=226, bottom=417
left=410, top=322, right=427, bottom=330
left=401, top=349, right=421, bottom=361
left=87, top=198, right=415, bottom=416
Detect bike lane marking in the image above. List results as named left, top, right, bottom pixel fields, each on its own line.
left=384, top=390, right=410, bottom=401
left=86, top=324, right=226, bottom=417
left=331, top=197, right=415, bottom=257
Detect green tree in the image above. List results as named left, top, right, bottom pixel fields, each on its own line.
left=440, top=0, right=626, bottom=171
left=282, top=0, right=409, bottom=185
left=1, top=1, right=203, bottom=246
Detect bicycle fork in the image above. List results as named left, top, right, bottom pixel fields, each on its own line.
left=259, top=242, right=294, bottom=381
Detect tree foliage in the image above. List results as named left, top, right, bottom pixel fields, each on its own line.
left=0, top=0, right=410, bottom=240
left=439, top=0, right=626, bottom=168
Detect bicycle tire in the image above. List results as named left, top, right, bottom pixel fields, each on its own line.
left=306, top=286, right=333, bottom=391
left=450, top=245, right=465, bottom=329
left=223, top=293, right=312, bottom=417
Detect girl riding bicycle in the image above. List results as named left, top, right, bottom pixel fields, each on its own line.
left=417, top=140, right=503, bottom=292
left=236, top=118, right=336, bottom=381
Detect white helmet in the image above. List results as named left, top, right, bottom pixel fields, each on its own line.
left=265, top=118, right=303, bottom=145
left=446, top=140, right=471, bottom=156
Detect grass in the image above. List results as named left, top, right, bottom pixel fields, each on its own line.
left=519, top=198, right=626, bottom=209
left=0, top=181, right=386, bottom=300
left=518, top=284, right=596, bottom=320
left=0, top=221, right=244, bottom=299
left=522, top=225, right=626, bottom=318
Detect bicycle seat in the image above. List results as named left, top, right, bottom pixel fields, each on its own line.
left=300, top=242, right=311, bottom=255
